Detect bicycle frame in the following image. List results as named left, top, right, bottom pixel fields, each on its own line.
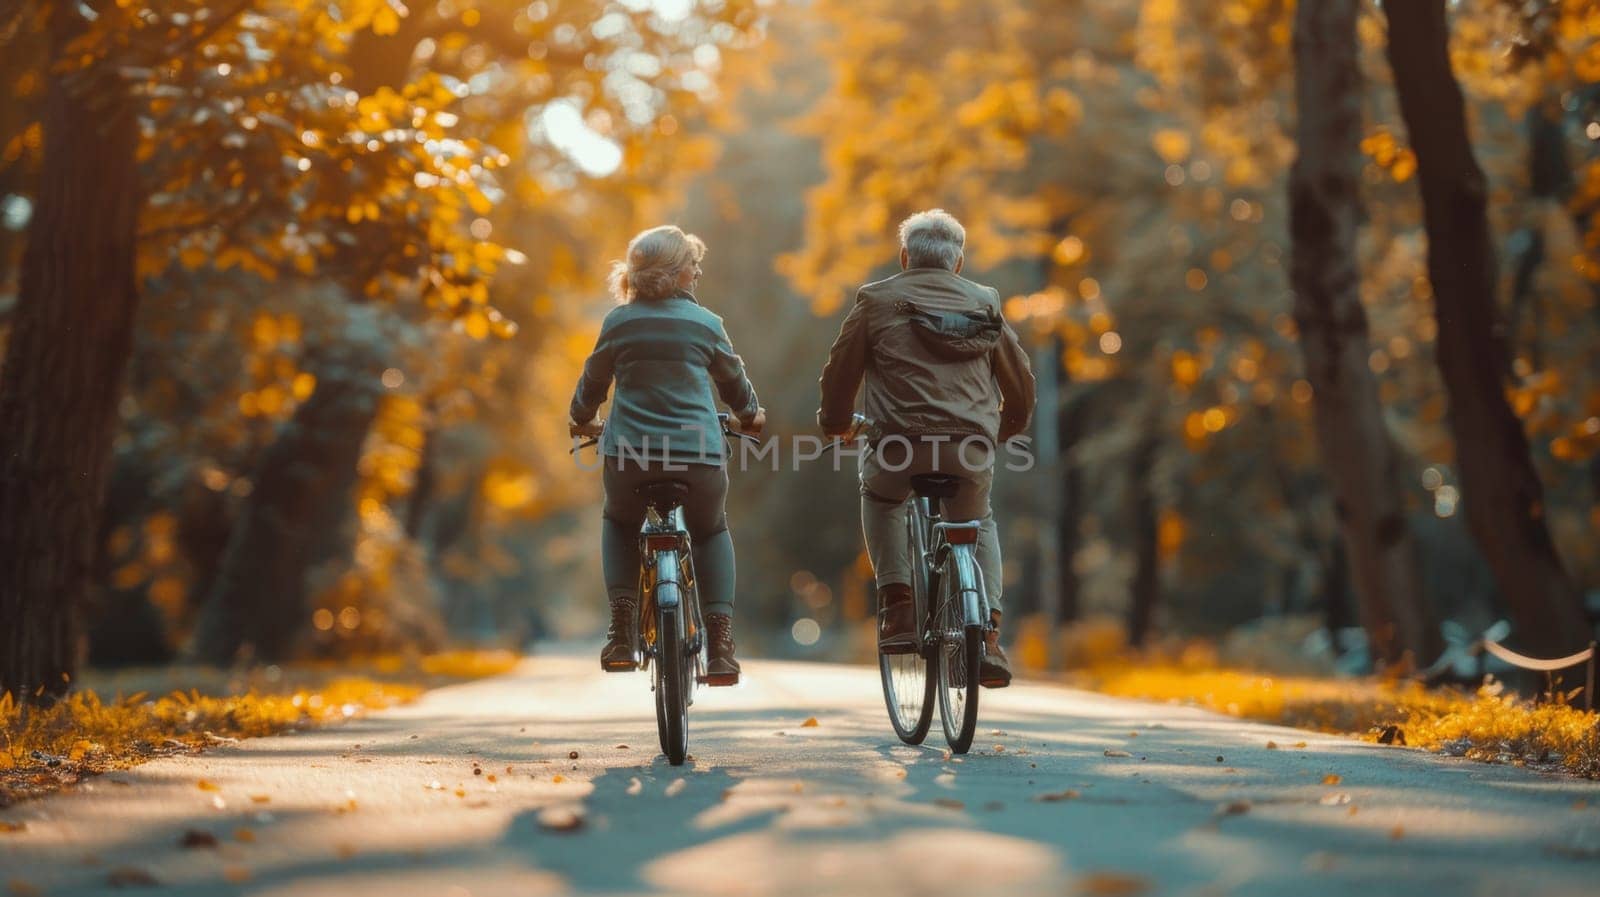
left=914, top=498, right=991, bottom=638
left=638, top=505, right=703, bottom=669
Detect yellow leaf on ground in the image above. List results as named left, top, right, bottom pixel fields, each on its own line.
left=1074, top=871, right=1150, bottom=896
left=801, top=717, right=819, bottom=728
left=197, top=779, right=220, bottom=792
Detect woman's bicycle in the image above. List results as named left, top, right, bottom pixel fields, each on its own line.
left=844, top=414, right=993, bottom=754
left=571, top=413, right=757, bottom=766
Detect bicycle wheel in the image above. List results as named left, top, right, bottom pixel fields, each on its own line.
left=654, top=582, right=689, bottom=766
left=936, top=556, right=982, bottom=753
left=879, top=499, right=935, bottom=744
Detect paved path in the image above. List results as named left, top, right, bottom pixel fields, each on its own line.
left=4, top=650, right=1599, bottom=896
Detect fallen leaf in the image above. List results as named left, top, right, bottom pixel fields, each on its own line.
left=932, top=798, right=965, bottom=810
left=233, top=828, right=256, bottom=843
left=1218, top=800, right=1251, bottom=816
left=486, top=774, right=498, bottom=783
left=0, top=822, right=25, bottom=834
left=615, top=744, right=629, bottom=750
left=223, top=866, right=252, bottom=884
left=551, top=775, right=566, bottom=784
left=454, top=789, right=466, bottom=798
left=538, top=806, right=585, bottom=832
left=1321, top=774, right=1342, bottom=785
left=1303, top=851, right=1336, bottom=872
left=1073, top=871, right=1150, bottom=896
left=106, top=866, right=159, bottom=887
left=1037, top=789, right=1081, bottom=802
left=801, top=717, right=819, bottom=728
left=179, top=829, right=218, bottom=848
left=1293, top=741, right=1307, bottom=748
left=196, top=779, right=220, bottom=792
left=336, top=843, right=357, bottom=859
left=1103, top=749, right=1132, bottom=758
left=1389, top=825, right=1405, bottom=840
left=1266, top=741, right=1279, bottom=750
left=248, top=794, right=271, bottom=804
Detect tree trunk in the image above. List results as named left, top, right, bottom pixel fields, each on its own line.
left=188, top=310, right=388, bottom=664
left=1126, top=427, right=1159, bottom=649
left=1382, top=1, right=1590, bottom=658
left=0, top=11, right=141, bottom=703
left=1290, top=0, right=1441, bottom=667
left=1056, top=381, right=1086, bottom=624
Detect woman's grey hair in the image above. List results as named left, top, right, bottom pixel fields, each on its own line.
left=898, top=209, right=966, bottom=270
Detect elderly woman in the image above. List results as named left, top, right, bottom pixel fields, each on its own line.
left=569, top=225, right=764, bottom=684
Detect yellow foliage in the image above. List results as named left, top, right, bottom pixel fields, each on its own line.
left=0, top=652, right=518, bottom=800
left=1080, top=665, right=1600, bottom=778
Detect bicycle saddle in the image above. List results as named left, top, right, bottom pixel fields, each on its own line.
left=909, top=474, right=962, bottom=500
left=634, top=479, right=691, bottom=508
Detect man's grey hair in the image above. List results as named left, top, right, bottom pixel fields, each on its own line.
left=898, top=209, right=966, bottom=270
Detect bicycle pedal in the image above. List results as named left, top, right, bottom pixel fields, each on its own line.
left=700, top=673, right=739, bottom=687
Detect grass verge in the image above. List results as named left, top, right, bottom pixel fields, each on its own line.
left=1074, top=664, right=1600, bottom=778
left=0, top=650, right=520, bottom=806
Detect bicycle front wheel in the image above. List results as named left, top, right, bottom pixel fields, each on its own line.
left=936, top=563, right=982, bottom=753
left=654, top=598, right=689, bottom=765
left=879, top=498, right=934, bottom=744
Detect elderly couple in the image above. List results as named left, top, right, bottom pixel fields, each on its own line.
left=568, top=209, right=1037, bottom=689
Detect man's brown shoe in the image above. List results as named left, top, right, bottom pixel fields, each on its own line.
left=878, top=583, right=917, bottom=654
left=705, top=612, right=740, bottom=686
left=600, top=598, right=638, bottom=671
left=979, top=612, right=1012, bottom=688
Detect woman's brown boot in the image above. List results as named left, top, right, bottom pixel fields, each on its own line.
left=705, top=612, right=740, bottom=686
left=600, top=598, right=638, bottom=671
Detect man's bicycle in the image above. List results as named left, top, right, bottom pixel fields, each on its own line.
left=844, top=415, right=993, bottom=754
left=571, top=413, right=757, bottom=766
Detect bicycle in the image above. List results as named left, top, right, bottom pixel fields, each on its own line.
left=843, top=414, right=992, bottom=754
left=570, top=413, right=758, bottom=766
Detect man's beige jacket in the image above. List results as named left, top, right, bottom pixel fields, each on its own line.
left=817, top=266, right=1036, bottom=443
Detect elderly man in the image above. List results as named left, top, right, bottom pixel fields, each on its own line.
left=817, top=209, right=1036, bottom=687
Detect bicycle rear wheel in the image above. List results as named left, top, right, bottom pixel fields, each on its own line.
left=879, top=499, right=934, bottom=744
left=654, top=594, right=689, bottom=765
left=936, top=558, right=982, bottom=753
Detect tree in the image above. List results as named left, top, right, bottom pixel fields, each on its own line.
left=1289, top=0, right=1439, bottom=666
left=0, top=4, right=141, bottom=702
left=1381, top=0, right=1591, bottom=657
left=0, top=0, right=509, bottom=697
